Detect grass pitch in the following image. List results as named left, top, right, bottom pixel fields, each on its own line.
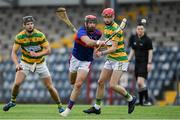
left=0, top=104, right=180, bottom=119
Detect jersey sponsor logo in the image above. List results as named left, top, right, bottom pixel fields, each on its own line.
left=139, top=43, right=143, bottom=46
left=133, top=42, right=136, bottom=45
left=23, top=46, right=41, bottom=52
left=106, top=40, right=112, bottom=46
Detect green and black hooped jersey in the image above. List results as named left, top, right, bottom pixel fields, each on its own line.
left=104, top=22, right=128, bottom=62
left=15, top=29, right=49, bottom=64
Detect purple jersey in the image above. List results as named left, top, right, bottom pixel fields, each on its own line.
left=72, top=26, right=102, bottom=61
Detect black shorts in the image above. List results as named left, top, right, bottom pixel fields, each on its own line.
left=135, top=62, right=148, bottom=79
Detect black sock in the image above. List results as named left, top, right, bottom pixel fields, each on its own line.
left=68, top=99, right=75, bottom=110
left=138, top=91, right=144, bottom=105
left=143, top=89, right=149, bottom=102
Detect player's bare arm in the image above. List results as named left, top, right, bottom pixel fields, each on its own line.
left=96, top=40, right=117, bottom=57
left=148, top=49, right=153, bottom=64
left=147, top=49, right=153, bottom=72
left=81, top=36, right=105, bottom=47
left=11, top=43, right=23, bottom=71
left=128, top=49, right=135, bottom=62
left=93, top=46, right=101, bottom=58
left=11, top=43, right=20, bottom=65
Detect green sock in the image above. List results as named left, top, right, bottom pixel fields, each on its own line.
left=58, top=103, right=62, bottom=108
left=124, top=92, right=133, bottom=101
left=96, top=99, right=101, bottom=106
left=11, top=96, right=16, bottom=103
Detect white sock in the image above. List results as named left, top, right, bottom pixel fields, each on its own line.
left=94, top=104, right=101, bottom=110
left=66, top=108, right=71, bottom=112
left=127, top=95, right=133, bottom=102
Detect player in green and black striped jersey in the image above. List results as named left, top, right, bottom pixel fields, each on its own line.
left=84, top=8, right=136, bottom=115
left=3, top=16, right=64, bottom=113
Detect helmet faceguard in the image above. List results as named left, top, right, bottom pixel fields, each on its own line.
left=84, top=15, right=97, bottom=32
left=85, top=15, right=97, bottom=24
left=22, top=16, right=35, bottom=33
left=23, top=16, right=35, bottom=24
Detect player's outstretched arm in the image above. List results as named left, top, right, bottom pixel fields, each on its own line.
left=81, top=36, right=105, bottom=47
left=96, top=40, right=117, bottom=57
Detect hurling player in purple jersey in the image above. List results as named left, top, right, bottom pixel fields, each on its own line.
left=60, top=15, right=105, bottom=117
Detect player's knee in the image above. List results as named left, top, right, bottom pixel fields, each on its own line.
left=138, top=83, right=142, bottom=88
left=70, top=79, right=75, bottom=85
left=109, top=82, right=116, bottom=89
left=137, top=82, right=145, bottom=89
left=98, top=80, right=105, bottom=87
left=14, top=81, right=22, bottom=87
left=74, top=81, right=83, bottom=89
left=46, top=84, right=54, bottom=90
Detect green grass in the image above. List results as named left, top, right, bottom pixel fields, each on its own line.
left=0, top=104, right=180, bottom=119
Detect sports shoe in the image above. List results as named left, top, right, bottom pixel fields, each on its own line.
left=135, top=102, right=143, bottom=106
left=60, top=108, right=71, bottom=117
left=83, top=106, right=101, bottom=114
left=143, top=101, right=152, bottom=106
left=128, top=96, right=136, bottom=114
left=58, top=107, right=64, bottom=113
left=3, top=101, right=16, bottom=111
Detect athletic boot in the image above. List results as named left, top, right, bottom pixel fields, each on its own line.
left=128, top=96, right=136, bottom=114
left=3, top=101, right=16, bottom=111
left=83, top=106, right=101, bottom=114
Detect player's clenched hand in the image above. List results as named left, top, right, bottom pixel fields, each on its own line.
left=96, top=40, right=106, bottom=46
left=95, top=51, right=103, bottom=58
left=16, top=64, right=23, bottom=72
left=30, top=51, right=40, bottom=57
left=147, top=63, right=152, bottom=72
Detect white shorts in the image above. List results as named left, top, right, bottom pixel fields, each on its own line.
left=104, top=59, right=129, bottom=71
left=20, top=61, right=51, bottom=78
left=69, top=55, right=91, bottom=73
